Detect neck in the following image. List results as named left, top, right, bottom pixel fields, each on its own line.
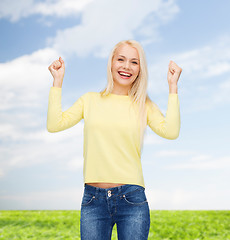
left=111, top=86, right=130, bottom=96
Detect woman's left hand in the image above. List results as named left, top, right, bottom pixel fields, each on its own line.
left=167, top=60, right=182, bottom=86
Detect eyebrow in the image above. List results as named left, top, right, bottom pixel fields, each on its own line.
left=118, top=55, right=140, bottom=61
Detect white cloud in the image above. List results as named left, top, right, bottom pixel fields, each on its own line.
left=35, top=0, right=94, bottom=17
left=0, top=46, right=85, bottom=179
left=146, top=34, right=230, bottom=115
left=0, top=122, right=84, bottom=178
left=0, top=187, right=84, bottom=210
left=177, top=40, right=230, bottom=80
left=0, top=119, right=84, bottom=143
left=1, top=183, right=229, bottom=210
left=145, top=186, right=230, bottom=210
left=0, top=168, right=4, bottom=178
left=154, top=150, right=195, bottom=157
left=0, top=46, right=85, bottom=178
left=0, top=0, right=33, bottom=22
left=49, top=0, right=179, bottom=58
left=144, top=150, right=230, bottom=170
left=143, top=127, right=165, bottom=145
left=1, top=185, right=229, bottom=210
left=65, top=157, right=84, bottom=171
left=0, top=47, right=59, bottom=110
left=0, top=0, right=94, bottom=22
left=167, top=155, right=230, bottom=170
left=212, top=79, right=230, bottom=104
left=148, top=34, right=230, bottom=95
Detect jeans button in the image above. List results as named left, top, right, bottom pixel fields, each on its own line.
left=108, top=190, right=111, bottom=197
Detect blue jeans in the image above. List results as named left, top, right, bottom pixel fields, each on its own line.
left=80, top=183, right=150, bottom=240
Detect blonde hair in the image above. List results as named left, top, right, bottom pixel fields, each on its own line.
left=100, top=39, right=153, bottom=151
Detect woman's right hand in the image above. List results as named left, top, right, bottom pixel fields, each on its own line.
left=48, top=57, right=65, bottom=87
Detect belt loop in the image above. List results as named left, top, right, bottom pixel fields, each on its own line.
left=118, top=185, right=122, bottom=194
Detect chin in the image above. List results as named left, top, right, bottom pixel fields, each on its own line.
left=116, top=77, right=135, bottom=85
left=116, top=81, right=133, bottom=87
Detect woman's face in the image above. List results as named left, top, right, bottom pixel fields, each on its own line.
left=111, top=44, right=140, bottom=94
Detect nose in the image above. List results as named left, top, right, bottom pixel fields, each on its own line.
left=123, top=60, right=130, bottom=70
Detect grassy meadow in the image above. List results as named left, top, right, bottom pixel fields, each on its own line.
left=0, top=210, right=229, bottom=239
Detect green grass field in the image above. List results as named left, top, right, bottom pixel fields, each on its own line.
left=0, top=210, right=229, bottom=239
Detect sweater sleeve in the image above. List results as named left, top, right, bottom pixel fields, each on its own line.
left=47, top=87, right=86, bottom=133
left=146, top=93, right=180, bottom=140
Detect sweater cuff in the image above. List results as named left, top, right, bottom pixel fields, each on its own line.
left=51, top=86, right=62, bottom=91
left=49, top=87, right=62, bottom=103
left=168, top=93, right=179, bottom=105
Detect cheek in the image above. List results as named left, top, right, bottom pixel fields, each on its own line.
left=135, top=67, right=140, bottom=76
left=111, top=63, right=118, bottom=72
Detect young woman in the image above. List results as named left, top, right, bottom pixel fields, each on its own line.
left=47, top=39, right=182, bottom=240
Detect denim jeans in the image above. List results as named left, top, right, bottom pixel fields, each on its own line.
left=80, top=183, right=150, bottom=240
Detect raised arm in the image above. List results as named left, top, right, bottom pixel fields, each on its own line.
left=146, top=94, right=180, bottom=139
left=146, top=60, right=182, bottom=140
left=47, top=87, right=85, bottom=132
left=47, top=57, right=85, bottom=132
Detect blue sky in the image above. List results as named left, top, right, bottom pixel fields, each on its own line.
left=0, top=0, right=230, bottom=210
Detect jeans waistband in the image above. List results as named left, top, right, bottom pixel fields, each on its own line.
left=84, top=183, right=145, bottom=197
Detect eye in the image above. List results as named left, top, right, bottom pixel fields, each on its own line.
left=118, top=58, right=124, bottom=61
left=132, top=61, right=138, bottom=64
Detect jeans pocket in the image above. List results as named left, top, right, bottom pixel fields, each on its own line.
left=81, top=193, right=96, bottom=206
left=123, top=188, right=148, bottom=205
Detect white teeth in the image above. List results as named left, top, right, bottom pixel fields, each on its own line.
left=119, top=72, right=131, bottom=77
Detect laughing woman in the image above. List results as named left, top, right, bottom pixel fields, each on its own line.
left=47, top=39, right=182, bottom=240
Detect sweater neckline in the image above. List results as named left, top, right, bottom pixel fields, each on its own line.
left=108, top=92, right=130, bottom=99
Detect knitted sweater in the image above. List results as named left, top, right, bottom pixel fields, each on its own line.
left=47, top=87, right=180, bottom=188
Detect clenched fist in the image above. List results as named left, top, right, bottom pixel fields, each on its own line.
left=167, top=60, right=182, bottom=86
left=48, top=57, right=65, bottom=88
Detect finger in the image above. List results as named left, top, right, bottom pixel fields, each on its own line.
left=170, top=63, right=181, bottom=73
left=169, top=64, right=175, bottom=72
left=173, top=65, right=182, bottom=73
left=48, top=65, right=53, bottom=72
left=56, top=59, right=62, bottom=66
left=53, top=60, right=61, bottom=69
left=169, top=61, right=175, bottom=70
left=59, top=57, right=65, bottom=69
left=171, top=61, right=181, bottom=71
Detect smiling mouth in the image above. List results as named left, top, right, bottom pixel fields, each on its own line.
left=118, top=71, right=132, bottom=78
